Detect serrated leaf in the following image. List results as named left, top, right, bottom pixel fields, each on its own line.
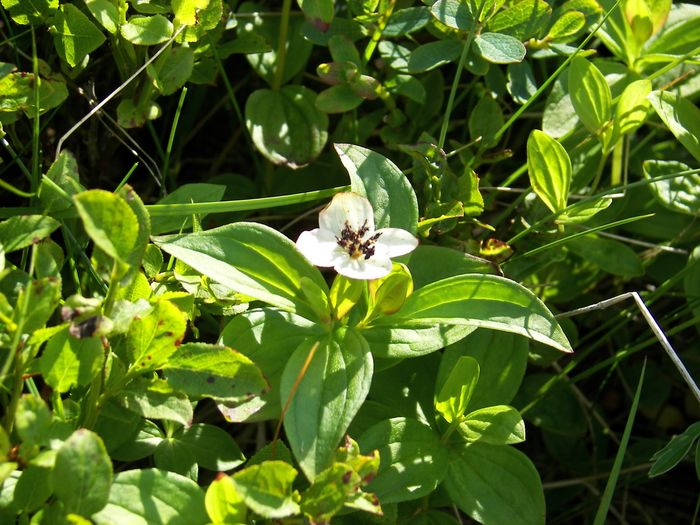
left=527, top=129, right=571, bottom=214
left=472, top=33, right=526, bottom=64
left=51, top=4, right=106, bottom=67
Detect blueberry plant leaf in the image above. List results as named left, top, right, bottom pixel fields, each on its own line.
left=1, top=0, right=57, bottom=25
left=430, top=0, right=476, bottom=30
left=335, top=144, right=419, bottom=233
left=39, top=327, right=103, bottom=393
left=53, top=429, right=113, bottom=517
left=472, top=33, right=526, bottom=64
left=0, top=215, right=60, bottom=254
left=84, top=0, right=119, bottom=34
left=121, top=15, right=174, bottom=45
left=154, top=222, right=328, bottom=319
left=487, top=0, right=552, bottom=40
left=359, top=417, right=448, bottom=503
left=282, top=329, right=373, bottom=480
left=126, top=299, right=186, bottom=373
left=50, top=4, right=106, bottom=67
left=116, top=378, right=193, bottom=425
left=444, top=443, right=545, bottom=525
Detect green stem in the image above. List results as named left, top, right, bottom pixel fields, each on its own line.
left=362, top=0, right=397, bottom=65
left=162, top=87, right=187, bottom=182
left=272, top=0, right=294, bottom=91
left=31, top=27, right=40, bottom=199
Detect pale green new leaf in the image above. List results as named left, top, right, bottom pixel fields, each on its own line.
left=205, top=474, right=246, bottom=524
left=39, top=328, right=103, bottom=393
left=435, top=356, right=480, bottom=423
left=568, top=57, right=612, bottom=135
left=459, top=405, right=526, bottom=445
left=126, top=300, right=187, bottom=373
left=232, top=461, right=299, bottom=519
left=1, top=0, right=57, bottom=25
left=172, top=0, right=209, bottom=25
left=527, top=129, right=571, bottom=214
left=615, top=78, right=651, bottom=137
left=121, top=15, right=174, bottom=45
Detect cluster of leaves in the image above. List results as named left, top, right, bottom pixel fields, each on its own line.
left=0, top=0, right=700, bottom=523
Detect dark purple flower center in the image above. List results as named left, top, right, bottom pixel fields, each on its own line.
left=336, top=220, right=382, bottom=260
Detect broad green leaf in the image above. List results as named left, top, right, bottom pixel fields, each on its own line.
left=232, top=461, right=299, bottom=519
left=218, top=308, right=324, bottom=421
left=370, top=274, right=572, bottom=353
left=359, top=417, right=448, bottom=503
left=0, top=215, right=60, bottom=253
left=163, top=342, right=268, bottom=403
left=237, top=2, right=311, bottom=86
left=154, top=438, right=198, bottom=480
left=487, top=0, right=552, bottom=40
left=555, top=198, right=612, bottom=225
left=74, top=189, right=140, bottom=264
left=468, top=94, right=503, bottom=148
left=246, top=85, right=328, bottom=168
left=360, top=322, right=477, bottom=358
left=472, top=33, right=526, bottom=64
left=126, top=299, right=187, bottom=373
left=645, top=5, right=700, bottom=56
left=117, top=378, right=193, bottom=425
left=649, top=422, right=700, bottom=477
left=93, top=401, right=143, bottom=454
left=110, top=420, right=165, bottom=462
left=644, top=160, right=700, bottom=215
left=39, top=327, right=103, bottom=393
left=330, top=274, right=364, bottom=320
left=54, top=429, right=112, bottom=516
left=0, top=69, right=68, bottom=117
left=568, top=57, right=612, bottom=135
left=527, top=129, right=571, bottom=214
left=39, top=150, right=83, bottom=212
left=6, top=466, right=52, bottom=513
left=177, top=0, right=221, bottom=41
left=150, top=183, right=225, bottom=234
left=13, top=276, right=61, bottom=335
left=154, top=222, right=328, bottom=318
left=507, top=61, right=537, bottom=105
left=445, top=443, right=545, bottom=525
left=148, top=46, right=194, bottom=96
left=435, top=356, right=480, bottom=423
left=51, top=4, right=106, bottom=67
left=117, top=98, right=162, bottom=128
left=282, top=329, right=373, bottom=479
left=92, top=469, right=208, bottom=525
left=459, top=405, right=526, bottom=445
left=121, top=15, right=174, bottom=45
left=438, top=330, right=530, bottom=411
left=407, top=245, right=494, bottom=289
left=624, top=0, right=670, bottom=36
left=173, top=423, right=245, bottom=471
left=430, top=0, right=476, bottom=30
left=205, top=474, right=246, bottom=524
left=546, top=10, right=586, bottom=42
left=684, top=246, right=700, bottom=331
left=407, top=40, right=462, bottom=74
left=384, top=6, right=431, bottom=36
left=84, top=0, right=119, bottom=34
left=172, top=0, right=209, bottom=25
left=298, top=0, right=334, bottom=24
left=566, top=234, right=644, bottom=277
left=1, top=0, right=57, bottom=25
left=300, top=463, right=363, bottom=523
left=335, top=143, right=419, bottom=233
left=15, top=395, right=52, bottom=448
left=647, top=90, right=700, bottom=164
left=316, top=84, right=364, bottom=113
left=614, top=78, right=651, bottom=136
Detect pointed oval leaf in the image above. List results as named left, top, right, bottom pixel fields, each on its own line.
left=615, top=78, right=651, bottom=136
left=51, top=4, right=106, bottom=67
left=459, top=405, right=526, bottom=445
left=359, top=417, right=448, bottom=504
left=644, top=160, right=700, bottom=215
left=127, top=300, right=186, bottom=373
left=154, top=222, right=328, bottom=319
left=39, top=327, right=103, bottom=393
left=472, top=33, right=526, bottom=64
left=568, top=56, right=612, bottom=135
left=435, top=356, right=480, bottom=423
left=407, top=40, right=463, bottom=73
left=527, top=129, right=572, bottom=214
left=282, top=329, right=373, bottom=479
left=205, top=474, right=246, bottom=524
left=232, top=461, right=299, bottom=519
left=647, top=90, right=700, bottom=164
left=487, top=0, right=552, bottom=40
left=121, top=14, right=173, bottom=45
left=0, top=215, right=60, bottom=254
left=649, top=422, right=700, bottom=477
left=373, top=274, right=571, bottom=353
left=430, top=0, right=476, bottom=30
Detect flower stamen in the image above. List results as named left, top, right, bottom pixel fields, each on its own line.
left=336, top=220, right=383, bottom=260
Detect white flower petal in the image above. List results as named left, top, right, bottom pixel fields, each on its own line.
left=296, top=229, right=348, bottom=267
left=373, top=228, right=419, bottom=258
left=335, top=256, right=392, bottom=280
left=320, top=192, right=375, bottom=234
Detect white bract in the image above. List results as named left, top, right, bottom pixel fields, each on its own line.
left=296, top=192, right=418, bottom=280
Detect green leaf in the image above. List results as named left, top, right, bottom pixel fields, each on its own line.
left=445, top=443, right=545, bottom=525
left=649, top=422, right=700, bottom=477
left=566, top=234, right=644, bottom=277
left=0, top=215, right=60, bottom=254
left=117, top=378, right=193, bottom=425
left=18, top=276, right=61, bottom=334
left=1, top=0, right=57, bottom=25
left=0, top=69, right=68, bottom=117
left=92, top=469, right=209, bottom=525
left=148, top=46, right=194, bottom=96
left=472, top=33, right=526, bottom=64
left=74, top=189, right=140, bottom=264
left=84, top=0, right=119, bottom=34
left=39, top=327, right=103, bottom=393
left=218, top=308, right=324, bottom=421
left=282, top=329, right=373, bottom=479
left=407, top=40, right=463, bottom=73
left=15, top=395, right=52, bottom=448
left=527, top=129, right=571, bottom=214
left=459, top=405, right=526, bottom=445
left=384, top=6, right=431, bottom=36
left=360, top=322, right=477, bottom=358
left=435, top=356, right=480, bottom=423
left=150, top=183, right=225, bottom=234
left=246, top=85, right=328, bottom=168
left=684, top=246, right=700, bottom=332
left=555, top=198, right=612, bottom=225
left=568, top=57, right=612, bottom=135
left=154, top=437, right=198, bottom=480
left=298, top=0, right=334, bottom=24
left=407, top=245, right=494, bottom=289
left=644, top=160, right=700, bottom=215
left=173, top=423, right=245, bottom=471
left=359, top=417, right=448, bottom=503
left=39, top=150, right=83, bottom=213
left=546, top=10, right=586, bottom=41
left=468, top=94, right=503, bottom=148
left=231, top=461, right=300, bottom=519
left=647, top=90, right=700, bottom=164
left=117, top=98, right=162, bottom=128
left=372, top=274, right=571, bottom=353
left=51, top=4, right=106, bottom=67
left=645, top=6, right=700, bottom=56
left=316, top=84, right=364, bottom=113
left=507, top=61, right=537, bottom=105
left=172, top=0, right=209, bottom=25
left=154, top=222, right=328, bottom=318
left=162, top=342, right=268, bottom=403
left=430, top=0, right=476, bottom=30
left=110, top=420, right=165, bottom=462
left=335, top=143, right=419, bottom=233
left=6, top=466, right=52, bottom=513
left=126, top=299, right=187, bottom=373
left=487, top=0, right=552, bottom=40
left=121, top=15, right=174, bottom=45
left=54, top=429, right=112, bottom=516
left=205, top=474, right=246, bottom=524
left=614, top=79, right=651, bottom=137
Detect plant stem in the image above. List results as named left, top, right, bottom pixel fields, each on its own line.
left=272, top=0, right=293, bottom=91
left=362, top=0, right=397, bottom=66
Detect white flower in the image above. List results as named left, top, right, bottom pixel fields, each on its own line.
left=296, top=192, right=418, bottom=280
